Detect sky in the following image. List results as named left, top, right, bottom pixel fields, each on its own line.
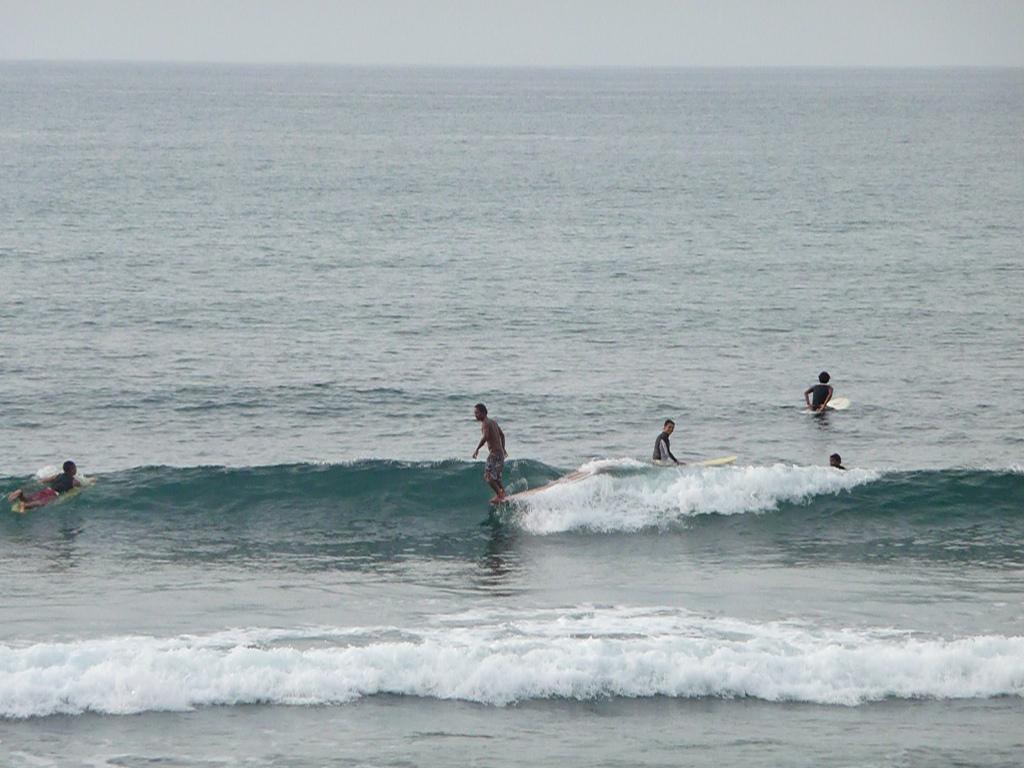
left=1, top=0, right=1023, bottom=67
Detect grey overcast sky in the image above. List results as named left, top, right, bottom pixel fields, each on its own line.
left=2, top=0, right=1023, bottom=67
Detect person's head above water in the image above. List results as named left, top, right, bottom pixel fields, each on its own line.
left=819, top=371, right=831, bottom=383
left=62, top=460, right=77, bottom=475
left=474, top=403, right=487, bottom=421
left=829, top=453, right=842, bottom=468
left=663, top=419, right=675, bottom=434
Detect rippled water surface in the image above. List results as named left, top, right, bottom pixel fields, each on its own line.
left=1, top=64, right=1022, bottom=767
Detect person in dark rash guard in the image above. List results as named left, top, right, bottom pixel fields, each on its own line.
left=804, top=371, right=834, bottom=412
left=653, top=420, right=683, bottom=465
left=7, top=460, right=81, bottom=510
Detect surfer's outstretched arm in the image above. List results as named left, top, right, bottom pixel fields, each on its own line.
left=669, top=448, right=683, bottom=465
left=473, top=434, right=487, bottom=458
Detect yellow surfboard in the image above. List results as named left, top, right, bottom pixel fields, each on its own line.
left=10, top=477, right=94, bottom=514
left=654, top=455, right=737, bottom=468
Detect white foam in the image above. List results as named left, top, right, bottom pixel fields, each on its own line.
left=576, top=457, right=649, bottom=474
left=1, top=607, right=1021, bottom=718
left=512, top=463, right=879, bottom=534
left=33, top=465, right=60, bottom=482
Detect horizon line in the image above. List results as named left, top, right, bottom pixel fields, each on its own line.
left=3, top=58, right=1022, bottom=70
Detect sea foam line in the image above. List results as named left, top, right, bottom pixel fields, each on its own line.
left=2, top=607, right=1021, bottom=718
left=512, top=463, right=879, bottom=533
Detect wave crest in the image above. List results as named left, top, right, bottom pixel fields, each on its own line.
left=509, top=464, right=879, bottom=533
left=3, top=607, right=1022, bottom=717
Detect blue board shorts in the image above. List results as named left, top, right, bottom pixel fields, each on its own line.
left=485, top=451, right=504, bottom=483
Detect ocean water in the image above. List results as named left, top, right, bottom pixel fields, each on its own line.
left=1, top=63, right=1023, bottom=766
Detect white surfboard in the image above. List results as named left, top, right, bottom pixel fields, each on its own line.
left=503, top=454, right=738, bottom=503
left=805, top=397, right=850, bottom=412
left=502, top=468, right=596, bottom=503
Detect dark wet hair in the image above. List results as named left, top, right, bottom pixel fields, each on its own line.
left=664, top=419, right=675, bottom=427
left=475, top=403, right=487, bottom=415
left=830, top=453, right=841, bottom=463
left=62, top=460, right=76, bottom=473
left=818, top=371, right=831, bottom=383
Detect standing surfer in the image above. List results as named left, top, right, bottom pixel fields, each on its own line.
left=472, top=403, right=508, bottom=504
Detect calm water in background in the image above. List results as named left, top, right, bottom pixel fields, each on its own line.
left=1, top=64, right=1023, bottom=767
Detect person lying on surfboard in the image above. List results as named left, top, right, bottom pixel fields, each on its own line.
left=653, top=419, right=684, bottom=465
left=7, top=460, right=82, bottom=510
left=804, top=371, right=834, bottom=412
left=472, top=403, right=508, bottom=504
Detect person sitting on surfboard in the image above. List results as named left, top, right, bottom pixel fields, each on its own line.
left=472, top=403, right=508, bottom=504
left=7, top=460, right=81, bottom=510
left=653, top=420, right=683, bottom=465
left=804, top=371, right=834, bottom=412
left=829, top=453, right=846, bottom=470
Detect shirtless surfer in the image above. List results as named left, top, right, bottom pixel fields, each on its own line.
left=7, top=460, right=82, bottom=511
left=472, top=403, right=508, bottom=504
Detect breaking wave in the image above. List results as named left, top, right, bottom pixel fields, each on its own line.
left=2, top=606, right=1022, bottom=718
